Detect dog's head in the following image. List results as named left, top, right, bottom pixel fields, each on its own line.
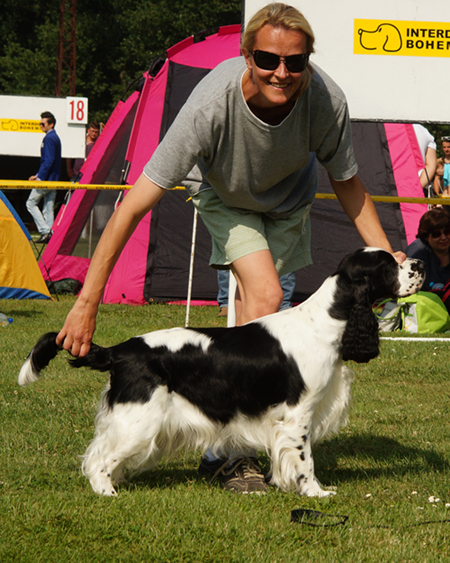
left=335, top=248, right=424, bottom=302
left=330, top=248, right=424, bottom=363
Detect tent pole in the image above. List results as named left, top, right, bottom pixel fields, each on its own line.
left=88, top=208, right=94, bottom=259
left=185, top=207, right=198, bottom=328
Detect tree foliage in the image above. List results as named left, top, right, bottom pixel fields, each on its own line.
left=0, top=0, right=241, bottom=122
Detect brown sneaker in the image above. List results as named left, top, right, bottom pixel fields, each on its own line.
left=218, top=306, right=228, bottom=318
left=216, top=457, right=267, bottom=494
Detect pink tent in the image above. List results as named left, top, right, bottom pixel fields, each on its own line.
left=384, top=123, right=427, bottom=245
left=41, top=26, right=241, bottom=305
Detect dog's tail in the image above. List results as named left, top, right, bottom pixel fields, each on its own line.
left=18, top=332, right=113, bottom=387
left=18, top=332, right=60, bottom=386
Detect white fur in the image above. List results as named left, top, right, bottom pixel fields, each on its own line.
left=18, top=358, right=39, bottom=386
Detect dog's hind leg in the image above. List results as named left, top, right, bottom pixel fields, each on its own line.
left=269, top=411, right=336, bottom=498
left=82, top=400, right=168, bottom=496
left=82, top=425, right=133, bottom=496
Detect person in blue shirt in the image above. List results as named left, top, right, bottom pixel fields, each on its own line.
left=27, top=111, right=61, bottom=243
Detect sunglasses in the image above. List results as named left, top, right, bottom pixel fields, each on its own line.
left=39, top=122, right=47, bottom=126
left=442, top=136, right=450, bottom=142
left=430, top=229, right=450, bottom=238
left=251, top=50, right=309, bottom=73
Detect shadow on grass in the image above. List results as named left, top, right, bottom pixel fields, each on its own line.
left=118, top=465, right=210, bottom=493
left=315, top=433, right=449, bottom=484
left=118, top=434, right=448, bottom=493
left=5, top=309, right=47, bottom=319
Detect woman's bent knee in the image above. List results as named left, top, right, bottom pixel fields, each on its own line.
left=240, top=284, right=283, bottom=321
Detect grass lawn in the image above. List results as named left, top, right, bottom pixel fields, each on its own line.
left=1, top=296, right=450, bottom=562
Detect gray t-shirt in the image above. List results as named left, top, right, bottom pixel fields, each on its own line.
left=144, top=57, right=357, bottom=218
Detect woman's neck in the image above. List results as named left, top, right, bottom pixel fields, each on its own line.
left=241, top=69, right=295, bottom=126
left=246, top=100, right=295, bottom=125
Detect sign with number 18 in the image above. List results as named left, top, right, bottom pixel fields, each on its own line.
left=66, top=97, right=88, bottom=124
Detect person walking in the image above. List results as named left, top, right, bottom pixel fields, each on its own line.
left=27, top=111, right=61, bottom=243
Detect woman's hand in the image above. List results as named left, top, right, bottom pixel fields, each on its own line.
left=55, top=174, right=166, bottom=357
left=393, top=251, right=406, bottom=264
left=56, top=297, right=98, bottom=357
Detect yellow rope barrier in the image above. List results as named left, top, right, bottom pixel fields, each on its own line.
left=1, top=179, right=449, bottom=205
left=0, top=180, right=185, bottom=191
left=314, top=193, right=450, bottom=205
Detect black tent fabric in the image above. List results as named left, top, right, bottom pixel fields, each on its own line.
left=295, top=121, right=406, bottom=301
left=145, top=190, right=217, bottom=301
left=159, top=62, right=211, bottom=142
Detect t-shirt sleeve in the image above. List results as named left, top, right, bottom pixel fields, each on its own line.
left=143, top=104, right=205, bottom=189
left=314, top=102, right=358, bottom=182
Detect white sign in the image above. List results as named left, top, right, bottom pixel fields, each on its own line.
left=66, top=97, right=88, bottom=124
left=0, top=95, right=89, bottom=158
left=243, top=0, right=450, bottom=123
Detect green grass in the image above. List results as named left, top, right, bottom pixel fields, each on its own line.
left=1, top=297, right=450, bottom=562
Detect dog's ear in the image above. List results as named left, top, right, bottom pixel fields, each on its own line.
left=341, top=281, right=379, bottom=363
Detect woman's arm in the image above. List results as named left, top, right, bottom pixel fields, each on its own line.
left=329, top=173, right=405, bottom=262
left=420, top=147, right=437, bottom=189
left=434, top=172, right=443, bottom=195
left=56, top=174, right=166, bottom=356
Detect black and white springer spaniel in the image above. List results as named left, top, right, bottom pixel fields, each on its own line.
left=18, top=248, right=424, bottom=497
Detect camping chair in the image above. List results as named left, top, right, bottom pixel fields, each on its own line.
left=33, top=236, right=49, bottom=261
left=29, top=238, right=59, bottom=300
left=423, top=169, right=435, bottom=210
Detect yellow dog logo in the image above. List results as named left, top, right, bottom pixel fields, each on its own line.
left=358, top=23, right=402, bottom=53
left=0, top=119, right=19, bottom=131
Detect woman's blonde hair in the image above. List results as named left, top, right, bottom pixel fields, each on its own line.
left=241, top=3, right=315, bottom=97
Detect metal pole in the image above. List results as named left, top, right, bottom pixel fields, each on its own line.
left=88, top=207, right=94, bottom=259
left=227, top=273, right=237, bottom=327
left=185, top=207, right=199, bottom=328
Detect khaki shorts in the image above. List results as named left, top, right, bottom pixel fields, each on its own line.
left=192, top=189, right=312, bottom=277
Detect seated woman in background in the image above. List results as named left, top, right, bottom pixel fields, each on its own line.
left=406, top=208, right=450, bottom=293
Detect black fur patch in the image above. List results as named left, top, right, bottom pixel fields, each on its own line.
left=86, top=324, right=306, bottom=424
left=29, top=332, right=60, bottom=374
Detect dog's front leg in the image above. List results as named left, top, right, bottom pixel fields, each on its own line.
left=294, top=429, right=335, bottom=497
left=270, top=413, right=336, bottom=498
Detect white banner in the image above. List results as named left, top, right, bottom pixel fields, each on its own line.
left=243, top=1, right=449, bottom=123
left=0, top=95, right=88, bottom=158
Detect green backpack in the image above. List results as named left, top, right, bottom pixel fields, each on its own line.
left=400, top=291, right=450, bottom=333
left=376, top=291, right=450, bottom=333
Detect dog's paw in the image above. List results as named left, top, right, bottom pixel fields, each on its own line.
left=298, top=476, right=337, bottom=497
left=99, top=486, right=118, bottom=497
left=89, top=472, right=118, bottom=497
left=299, top=487, right=337, bottom=498
left=315, top=488, right=337, bottom=498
